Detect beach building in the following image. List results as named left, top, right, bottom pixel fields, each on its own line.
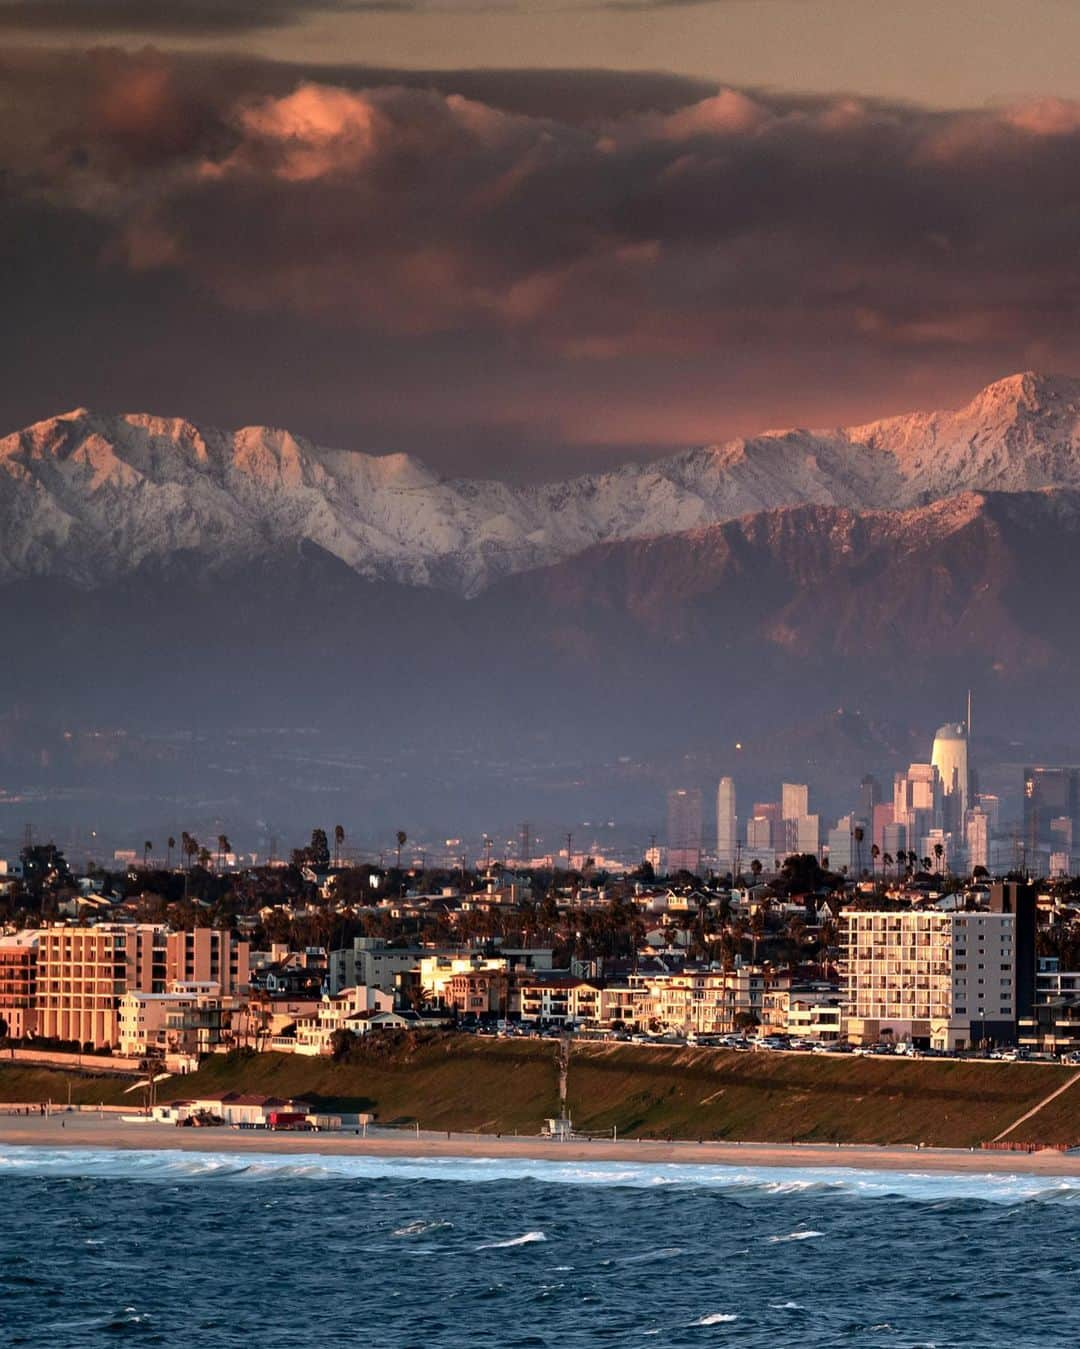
left=841, top=910, right=1017, bottom=1051
left=174, top=1092, right=312, bottom=1126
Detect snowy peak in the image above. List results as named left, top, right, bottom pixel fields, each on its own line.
left=847, top=371, right=1080, bottom=497
left=5, top=373, right=1080, bottom=594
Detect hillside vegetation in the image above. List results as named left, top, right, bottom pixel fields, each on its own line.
left=2, top=1038, right=1077, bottom=1148
left=567, top=1045, right=1078, bottom=1148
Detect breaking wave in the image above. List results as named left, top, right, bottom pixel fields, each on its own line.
left=475, top=1231, right=547, bottom=1250
left=1, top=1145, right=1079, bottom=1206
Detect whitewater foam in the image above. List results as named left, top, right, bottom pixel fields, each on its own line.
left=0, top=1146, right=1076, bottom=1205
left=475, top=1231, right=546, bottom=1250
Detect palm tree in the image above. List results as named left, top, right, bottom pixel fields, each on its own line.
left=882, top=852, right=893, bottom=881
left=870, top=842, right=880, bottom=880
left=167, top=836, right=176, bottom=869
left=217, top=834, right=230, bottom=871
left=143, top=840, right=153, bottom=869
left=334, top=824, right=345, bottom=868
left=933, top=842, right=944, bottom=875
left=198, top=846, right=212, bottom=869
left=853, top=826, right=865, bottom=876
left=395, top=830, right=407, bottom=870
left=182, top=832, right=198, bottom=871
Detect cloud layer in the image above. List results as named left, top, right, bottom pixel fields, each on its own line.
left=5, top=49, right=1080, bottom=468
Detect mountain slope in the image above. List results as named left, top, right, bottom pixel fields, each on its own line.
left=4, top=372, right=1080, bottom=595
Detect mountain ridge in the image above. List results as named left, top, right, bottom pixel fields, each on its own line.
left=4, top=372, right=1080, bottom=595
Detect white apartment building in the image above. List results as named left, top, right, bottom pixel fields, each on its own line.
left=841, top=910, right=1016, bottom=1051
left=291, top=985, right=395, bottom=1055
left=329, top=937, right=434, bottom=995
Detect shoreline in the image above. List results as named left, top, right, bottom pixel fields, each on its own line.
left=2, top=1114, right=1080, bottom=1176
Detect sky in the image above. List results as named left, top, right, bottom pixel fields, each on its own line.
left=5, top=0, right=1080, bottom=477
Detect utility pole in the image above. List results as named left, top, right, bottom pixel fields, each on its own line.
left=566, top=833, right=573, bottom=872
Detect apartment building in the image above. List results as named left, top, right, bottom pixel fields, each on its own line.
left=117, top=981, right=241, bottom=1058
left=37, top=924, right=167, bottom=1049
left=329, top=937, right=435, bottom=995
left=0, top=932, right=39, bottom=1040
left=642, top=965, right=784, bottom=1036
left=518, top=976, right=601, bottom=1025
left=841, top=910, right=1016, bottom=1051
left=165, top=929, right=250, bottom=996
left=291, top=985, right=395, bottom=1055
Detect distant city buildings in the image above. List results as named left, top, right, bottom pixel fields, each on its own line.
left=666, top=787, right=702, bottom=873
left=715, top=778, right=737, bottom=870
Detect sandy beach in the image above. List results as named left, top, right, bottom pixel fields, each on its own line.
left=1, top=1111, right=1078, bottom=1176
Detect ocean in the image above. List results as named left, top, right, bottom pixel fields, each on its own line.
left=0, top=1147, right=1076, bottom=1347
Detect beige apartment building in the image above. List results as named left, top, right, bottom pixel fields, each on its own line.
left=37, top=924, right=167, bottom=1048
left=118, top=981, right=242, bottom=1058
left=165, top=929, right=250, bottom=996
left=643, top=965, right=785, bottom=1036
left=841, top=910, right=1016, bottom=1051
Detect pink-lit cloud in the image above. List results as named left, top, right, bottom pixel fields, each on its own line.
left=5, top=50, right=1080, bottom=470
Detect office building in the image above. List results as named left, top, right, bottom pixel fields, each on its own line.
left=716, top=778, right=737, bottom=870
left=781, top=783, right=809, bottom=822
left=793, top=814, right=820, bottom=857
left=667, top=787, right=703, bottom=872
left=828, top=815, right=861, bottom=874
left=931, top=722, right=969, bottom=834
left=872, top=802, right=894, bottom=855
left=966, top=808, right=990, bottom=873
left=1023, top=767, right=1080, bottom=858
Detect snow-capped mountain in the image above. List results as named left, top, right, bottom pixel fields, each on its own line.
left=3, top=371, right=1080, bottom=595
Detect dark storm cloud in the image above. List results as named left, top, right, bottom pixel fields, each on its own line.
left=5, top=47, right=1080, bottom=466
left=31, top=66, right=1077, bottom=358
left=0, top=0, right=413, bottom=35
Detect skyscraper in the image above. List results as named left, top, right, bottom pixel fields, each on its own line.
left=1024, top=768, right=1080, bottom=858
left=859, top=774, right=882, bottom=820
left=932, top=722, right=969, bottom=834
left=667, top=787, right=702, bottom=873
left=966, top=808, right=990, bottom=872
left=716, top=778, right=737, bottom=870
left=781, top=783, right=809, bottom=821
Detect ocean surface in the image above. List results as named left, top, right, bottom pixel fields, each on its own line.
left=1, top=1147, right=1077, bottom=1347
